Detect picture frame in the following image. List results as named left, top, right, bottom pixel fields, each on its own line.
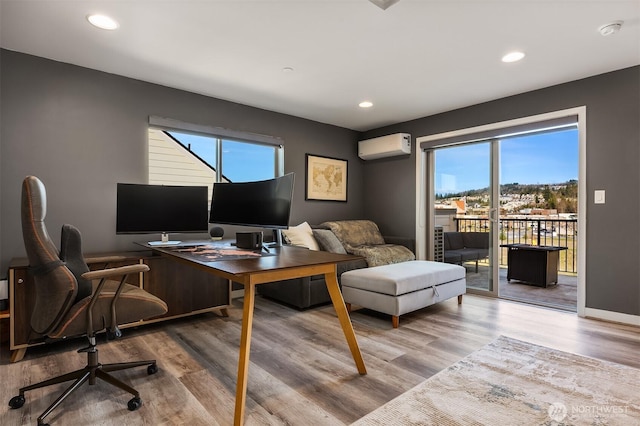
left=305, top=154, right=348, bottom=202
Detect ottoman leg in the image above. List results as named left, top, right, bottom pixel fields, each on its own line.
left=392, top=315, right=399, bottom=329
left=346, top=303, right=352, bottom=313
left=458, top=295, right=463, bottom=304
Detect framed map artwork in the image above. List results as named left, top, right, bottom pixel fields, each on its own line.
left=305, top=154, right=348, bottom=202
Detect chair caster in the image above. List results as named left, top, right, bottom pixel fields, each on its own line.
left=128, top=396, right=142, bottom=411
left=37, top=420, right=50, bottom=426
left=106, top=326, right=122, bottom=340
left=8, top=394, right=25, bottom=409
left=147, top=363, right=158, bottom=375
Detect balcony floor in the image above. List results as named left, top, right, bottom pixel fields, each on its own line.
left=463, top=263, right=577, bottom=312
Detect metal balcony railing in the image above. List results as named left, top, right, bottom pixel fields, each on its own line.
left=454, top=217, right=578, bottom=274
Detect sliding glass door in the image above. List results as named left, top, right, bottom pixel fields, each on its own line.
left=418, top=108, right=583, bottom=310
left=432, top=141, right=499, bottom=295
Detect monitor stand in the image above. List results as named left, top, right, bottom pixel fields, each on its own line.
left=148, top=233, right=181, bottom=246
left=268, top=229, right=284, bottom=248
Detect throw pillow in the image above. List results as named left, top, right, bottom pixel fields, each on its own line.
left=282, top=221, right=320, bottom=250
left=313, top=229, right=347, bottom=254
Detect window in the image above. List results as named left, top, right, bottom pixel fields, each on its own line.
left=147, top=116, right=284, bottom=205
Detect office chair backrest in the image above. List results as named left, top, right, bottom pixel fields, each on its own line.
left=21, top=176, right=78, bottom=335
left=59, top=224, right=93, bottom=301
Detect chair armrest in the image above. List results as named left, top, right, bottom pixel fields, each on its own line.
left=81, top=263, right=150, bottom=338
left=84, top=255, right=129, bottom=265
left=81, top=264, right=149, bottom=281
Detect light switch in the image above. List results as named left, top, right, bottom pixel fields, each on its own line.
left=594, top=190, right=605, bottom=204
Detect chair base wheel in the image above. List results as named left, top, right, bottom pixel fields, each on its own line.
left=128, top=396, right=142, bottom=411
left=9, top=395, right=25, bottom=409
left=147, top=363, right=158, bottom=375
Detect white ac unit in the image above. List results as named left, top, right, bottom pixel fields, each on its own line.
left=358, top=133, right=411, bottom=160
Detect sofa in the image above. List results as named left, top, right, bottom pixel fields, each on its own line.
left=256, top=220, right=415, bottom=309
left=443, top=231, right=489, bottom=272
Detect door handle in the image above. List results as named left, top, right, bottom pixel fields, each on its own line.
left=489, top=208, right=498, bottom=223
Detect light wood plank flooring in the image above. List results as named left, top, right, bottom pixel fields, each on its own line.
left=1, top=294, right=638, bottom=425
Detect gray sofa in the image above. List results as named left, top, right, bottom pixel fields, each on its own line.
left=444, top=231, right=489, bottom=272
left=256, top=220, right=415, bottom=309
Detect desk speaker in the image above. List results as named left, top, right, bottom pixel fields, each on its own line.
left=236, top=232, right=262, bottom=250
left=210, top=227, right=224, bottom=240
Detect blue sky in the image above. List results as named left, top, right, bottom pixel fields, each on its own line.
left=435, top=128, right=578, bottom=194
left=169, top=131, right=275, bottom=182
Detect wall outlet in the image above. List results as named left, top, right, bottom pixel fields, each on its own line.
left=0, top=279, right=7, bottom=300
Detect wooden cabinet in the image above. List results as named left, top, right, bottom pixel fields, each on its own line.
left=7, top=251, right=230, bottom=362
left=144, top=256, right=230, bottom=318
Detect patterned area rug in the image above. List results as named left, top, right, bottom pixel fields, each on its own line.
left=353, top=336, right=639, bottom=425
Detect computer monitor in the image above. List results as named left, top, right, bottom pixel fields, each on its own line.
left=116, top=183, right=209, bottom=244
left=209, top=173, right=294, bottom=245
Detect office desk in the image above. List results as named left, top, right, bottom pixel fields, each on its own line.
left=139, top=242, right=367, bottom=425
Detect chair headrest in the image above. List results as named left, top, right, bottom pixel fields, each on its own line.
left=22, top=175, right=47, bottom=222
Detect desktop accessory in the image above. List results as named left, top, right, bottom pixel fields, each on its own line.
left=236, top=232, right=263, bottom=250
left=210, top=226, right=224, bottom=240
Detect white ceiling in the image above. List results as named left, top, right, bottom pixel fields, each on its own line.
left=1, top=0, right=639, bottom=131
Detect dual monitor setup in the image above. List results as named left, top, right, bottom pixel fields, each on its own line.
left=116, top=173, right=294, bottom=248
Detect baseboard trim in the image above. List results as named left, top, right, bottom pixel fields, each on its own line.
left=584, top=307, right=640, bottom=326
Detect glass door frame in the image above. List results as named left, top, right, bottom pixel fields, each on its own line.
left=425, top=140, right=500, bottom=297
left=414, top=106, right=586, bottom=316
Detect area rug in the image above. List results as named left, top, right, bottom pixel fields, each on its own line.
left=352, top=336, right=639, bottom=425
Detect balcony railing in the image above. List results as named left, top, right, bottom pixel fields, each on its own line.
left=454, top=217, right=578, bottom=274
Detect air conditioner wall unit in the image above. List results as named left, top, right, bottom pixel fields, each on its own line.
left=358, top=133, right=411, bottom=160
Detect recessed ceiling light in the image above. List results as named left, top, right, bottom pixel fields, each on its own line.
left=359, top=101, right=373, bottom=108
left=502, top=51, right=525, bottom=63
left=368, top=0, right=401, bottom=10
left=282, top=67, right=294, bottom=73
left=87, top=14, right=119, bottom=30
left=598, top=21, right=623, bottom=36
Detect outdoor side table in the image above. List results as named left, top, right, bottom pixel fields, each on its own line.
left=501, top=244, right=568, bottom=288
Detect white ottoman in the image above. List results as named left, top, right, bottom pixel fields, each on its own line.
left=341, top=260, right=466, bottom=328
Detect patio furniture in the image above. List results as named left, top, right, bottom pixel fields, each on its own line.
left=501, top=244, right=568, bottom=287
left=444, top=232, right=489, bottom=272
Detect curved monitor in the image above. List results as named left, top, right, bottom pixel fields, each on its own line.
left=209, top=173, right=294, bottom=230
left=116, top=183, right=209, bottom=234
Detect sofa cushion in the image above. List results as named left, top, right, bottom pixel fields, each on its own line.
left=444, top=252, right=462, bottom=264
left=312, top=229, right=347, bottom=254
left=455, top=248, right=482, bottom=261
left=444, top=232, right=465, bottom=250
left=282, top=222, right=320, bottom=250
left=463, top=232, right=489, bottom=249
left=321, top=220, right=385, bottom=250
left=350, top=244, right=415, bottom=267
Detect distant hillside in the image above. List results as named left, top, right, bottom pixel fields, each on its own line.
left=437, top=180, right=578, bottom=213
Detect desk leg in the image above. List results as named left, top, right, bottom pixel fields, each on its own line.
left=324, top=272, right=367, bottom=375
left=234, top=283, right=256, bottom=426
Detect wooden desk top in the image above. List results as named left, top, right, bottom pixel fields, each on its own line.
left=138, top=241, right=362, bottom=279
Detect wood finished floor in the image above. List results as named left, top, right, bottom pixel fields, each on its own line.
left=1, top=294, right=638, bottom=425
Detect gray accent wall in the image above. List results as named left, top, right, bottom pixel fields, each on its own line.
left=0, top=50, right=364, bottom=274
left=360, top=66, right=640, bottom=316
left=2, top=48, right=638, bottom=318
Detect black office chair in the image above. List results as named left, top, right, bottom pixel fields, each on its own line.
left=8, top=176, right=169, bottom=425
